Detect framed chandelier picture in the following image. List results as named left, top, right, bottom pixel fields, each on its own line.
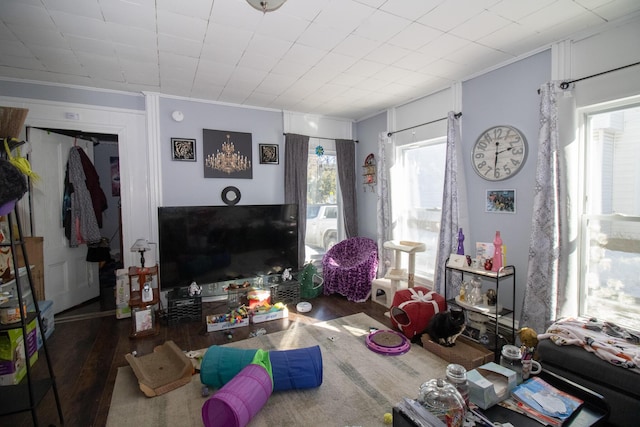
left=203, top=129, right=253, bottom=179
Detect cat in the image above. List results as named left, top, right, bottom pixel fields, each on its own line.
left=425, top=307, right=466, bottom=347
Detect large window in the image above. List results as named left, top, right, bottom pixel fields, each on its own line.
left=391, top=137, right=447, bottom=282
left=305, top=139, right=341, bottom=260
left=580, top=102, right=640, bottom=331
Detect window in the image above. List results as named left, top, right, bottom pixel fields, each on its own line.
left=305, top=139, right=341, bottom=259
left=580, top=102, right=640, bottom=331
left=391, top=137, right=447, bottom=282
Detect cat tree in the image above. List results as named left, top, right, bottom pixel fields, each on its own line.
left=371, top=240, right=426, bottom=307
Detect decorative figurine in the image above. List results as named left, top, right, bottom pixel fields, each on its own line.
left=492, top=231, right=503, bottom=272
left=456, top=228, right=465, bottom=255
left=188, top=281, right=202, bottom=297
left=484, top=258, right=493, bottom=271
left=282, top=268, right=292, bottom=281
left=486, top=288, right=497, bottom=306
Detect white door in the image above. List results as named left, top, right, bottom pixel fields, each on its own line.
left=28, top=128, right=99, bottom=314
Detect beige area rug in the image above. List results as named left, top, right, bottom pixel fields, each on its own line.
left=106, top=313, right=449, bottom=427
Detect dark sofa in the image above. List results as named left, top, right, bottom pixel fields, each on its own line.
left=538, top=338, right=640, bottom=427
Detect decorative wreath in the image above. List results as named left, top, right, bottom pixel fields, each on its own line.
left=221, top=186, right=241, bottom=206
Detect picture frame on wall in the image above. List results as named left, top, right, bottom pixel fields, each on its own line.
left=171, top=138, right=196, bottom=161
left=203, top=129, right=253, bottom=179
left=259, top=144, right=279, bottom=164
left=486, top=189, right=516, bottom=213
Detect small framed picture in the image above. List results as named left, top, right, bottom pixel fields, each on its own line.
left=486, top=189, right=516, bottom=213
left=133, top=306, right=155, bottom=333
left=171, top=138, right=196, bottom=161
left=259, top=144, right=279, bottom=165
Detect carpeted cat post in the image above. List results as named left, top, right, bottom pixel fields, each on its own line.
left=202, top=349, right=273, bottom=427
left=200, top=344, right=323, bottom=391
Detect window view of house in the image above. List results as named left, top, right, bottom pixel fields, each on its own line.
left=391, top=137, right=447, bottom=283
left=305, top=140, right=340, bottom=260
left=581, top=104, right=640, bottom=331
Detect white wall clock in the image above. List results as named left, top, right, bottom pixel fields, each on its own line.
left=472, top=125, right=527, bottom=181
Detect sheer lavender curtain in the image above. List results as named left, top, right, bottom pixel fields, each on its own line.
left=434, top=112, right=465, bottom=298
left=376, top=131, right=393, bottom=277
left=336, top=139, right=357, bottom=238
left=520, top=82, right=568, bottom=334
left=284, top=133, right=310, bottom=268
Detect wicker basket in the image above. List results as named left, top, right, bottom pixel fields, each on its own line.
left=270, top=281, right=300, bottom=306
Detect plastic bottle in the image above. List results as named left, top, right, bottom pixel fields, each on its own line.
left=456, top=228, right=465, bottom=255
left=491, top=231, right=502, bottom=272
left=445, top=363, right=469, bottom=409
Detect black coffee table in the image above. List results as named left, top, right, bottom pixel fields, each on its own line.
left=393, top=369, right=609, bottom=427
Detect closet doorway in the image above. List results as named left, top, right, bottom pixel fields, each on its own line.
left=28, top=127, right=121, bottom=314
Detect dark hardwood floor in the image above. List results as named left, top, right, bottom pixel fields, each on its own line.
left=3, top=292, right=393, bottom=427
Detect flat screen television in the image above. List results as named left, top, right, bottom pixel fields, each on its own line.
left=157, top=204, right=299, bottom=291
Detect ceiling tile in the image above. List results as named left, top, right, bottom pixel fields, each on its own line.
left=7, top=24, right=69, bottom=49
left=157, top=10, right=208, bottom=41
left=332, top=35, right=381, bottom=59
left=158, top=34, right=203, bottom=58
left=353, top=10, right=412, bottom=42
left=120, top=58, right=159, bottom=85
left=449, top=10, right=511, bottom=41
left=419, top=33, right=470, bottom=59
left=313, top=0, right=375, bottom=32
left=75, top=51, right=125, bottom=81
left=488, top=0, right=555, bottom=21
left=99, top=0, right=156, bottom=31
left=156, top=0, right=214, bottom=17
left=387, top=23, right=444, bottom=51
left=365, top=43, right=412, bottom=65
left=254, top=12, right=309, bottom=42
left=256, top=72, right=298, bottom=94
left=418, top=0, right=487, bottom=32
left=281, top=43, right=328, bottom=66
left=0, top=1, right=56, bottom=29
left=296, top=22, right=350, bottom=51
left=380, top=0, right=443, bottom=20
left=42, top=0, right=103, bottom=19
left=245, top=35, right=293, bottom=59
left=49, top=11, right=111, bottom=40
left=237, top=51, right=281, bottom=72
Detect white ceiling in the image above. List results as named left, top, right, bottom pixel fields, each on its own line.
left=1, top=0, right=639, bottom=121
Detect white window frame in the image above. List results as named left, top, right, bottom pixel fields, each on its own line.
left=577, top=96, right=640, bottom=331
left=391, top=136, right=447, bottom=287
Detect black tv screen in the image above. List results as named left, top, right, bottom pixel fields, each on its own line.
left=157, top=204, right=298, bottom=290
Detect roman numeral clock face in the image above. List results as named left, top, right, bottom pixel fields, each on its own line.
left=472, top=125, right=527, bottom=181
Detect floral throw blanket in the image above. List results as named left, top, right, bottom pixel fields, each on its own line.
left=538, top=317, right=640, bottom=374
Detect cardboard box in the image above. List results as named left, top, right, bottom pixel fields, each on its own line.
left=467, top=362, right=517, bottom=409
left=421, top=334, right=494, bottom=371
left=206, top=314, right=249, bottom=332
left=251, top=307, right=288, bottom=324
left=0, top=318, right=38, bottom=385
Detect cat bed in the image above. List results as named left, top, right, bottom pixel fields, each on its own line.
left=390, top=287, right=446, bottom=339
left=125, top=340, right=194, bottom=397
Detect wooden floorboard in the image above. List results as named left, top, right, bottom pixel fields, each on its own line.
left=1, top=293, right=393, bottom=427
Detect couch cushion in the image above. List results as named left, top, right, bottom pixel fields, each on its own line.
left=538, top=339, right=640, bottom=398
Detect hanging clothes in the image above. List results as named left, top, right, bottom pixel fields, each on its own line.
left=63, top=146, right=103, bottom=247
left=77, top=145, right=108, bottom=227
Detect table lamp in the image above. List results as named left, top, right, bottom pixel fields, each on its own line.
left=130, top=238, right=151, bottom=268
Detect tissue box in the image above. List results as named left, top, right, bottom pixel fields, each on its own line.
left=467, top=362, right=517, bottom=409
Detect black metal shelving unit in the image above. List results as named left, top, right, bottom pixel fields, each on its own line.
left=444, top=260, right=516, bottom=359
left=0, top=181, right=64, bottom=425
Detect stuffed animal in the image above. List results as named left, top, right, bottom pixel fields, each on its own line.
left=517, top=327, right=539, bottom=349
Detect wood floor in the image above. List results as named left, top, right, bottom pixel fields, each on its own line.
left=2, top=292, right=393, bottom=427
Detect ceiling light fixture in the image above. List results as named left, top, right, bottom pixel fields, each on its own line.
left=246, top=0, right=287, bottom=13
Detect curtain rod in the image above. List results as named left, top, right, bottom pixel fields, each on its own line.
left=538, top=61, right=640, bottom=93
left=387, top=112, right=462, bottom=137
left=283, top=133, right=358, bottom=143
